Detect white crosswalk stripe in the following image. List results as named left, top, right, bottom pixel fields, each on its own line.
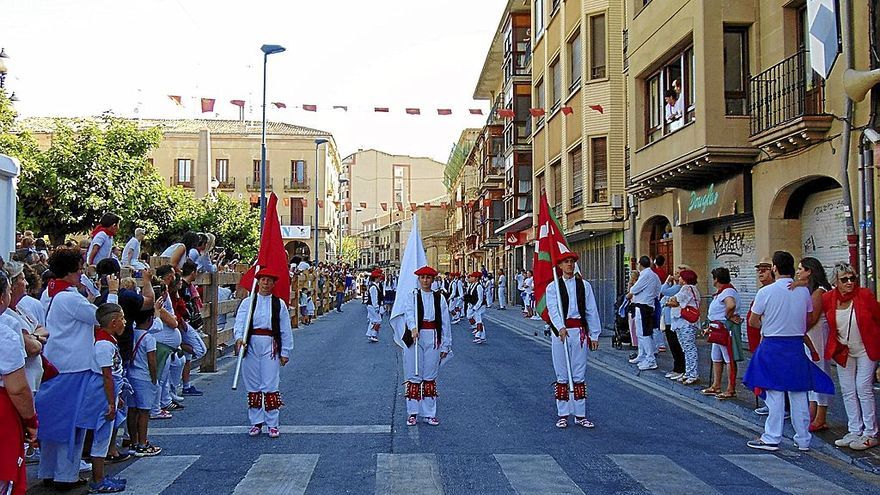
left=375, top=453, right=443, bottom=495
left=114, top=455, right=200, bottom=495
left=609, top=454, right=720, bottom=495
left=232, top=454, right=320, bottom=495
left=494, top=454, right=584, bottom=495
left=723, top=454, right=853, bottom=495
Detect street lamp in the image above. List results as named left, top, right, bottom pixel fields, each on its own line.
left=338, top=176, right=349, bottom=262
left=259, top=43, right=286, bottom=232
left=314, top=138, right=329, bottom=263
left=0, top=48, right=10, bottom=90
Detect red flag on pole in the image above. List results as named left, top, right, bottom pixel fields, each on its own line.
left=396, top=202, right=404, bottom=211
left=374, top=107, right=389, bottom=113
left=238, top=193, right=292, bottom=304
left=561, top=106, right=574, bottom=116
left=437, top=109, right=452, bottom=115
left=381, top=202, right=388, bottom=211
left=533, top=193, right=572, bottom=323
left=589, top=104, right=604, bottom=114
left=272, top=102, right=287, bottom=109
left=169, top=95, right=183, bottom=106
left=496, top=108, right=515, bottom=118
left=303, top=104, right=317, bottom=112
left=201, top=98, right=215, bottom=113
left=406, top=108, right=421, bottom=115
left=469, top=109, right=484, bottom=115
left=230, top=99, right=245, bottom=108
left=529, top=108, right=546, bottom=117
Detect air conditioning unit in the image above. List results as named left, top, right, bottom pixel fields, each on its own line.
left=610, top=194, right=624, bottom=209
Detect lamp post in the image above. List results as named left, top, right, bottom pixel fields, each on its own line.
left=314, top=138, right=329, bottom=263
left=338, top=176, right=349, bottom=262
left=259, top=43, right=286, bottom=232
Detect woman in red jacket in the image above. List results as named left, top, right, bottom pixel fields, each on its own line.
left=823, top=262, right=880, bottom=451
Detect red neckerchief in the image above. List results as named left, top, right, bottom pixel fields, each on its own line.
left=835, top=286, right=859, bottom=303
left=713, top=283, right=736, bottom=297
left=47, top=279, right=75, bottom=297
left=90, top=225, right=113, bottom=238
left=94, top=328, right=118, bottom=345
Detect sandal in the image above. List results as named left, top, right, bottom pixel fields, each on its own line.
left=134, top=443, right=162, bottom=457
left=555, top=417, right=568, bottom=428
left=700, top=387, right=721, bottom=395
left=716, top=391, right=737, bottom=400
left=809, top=422, right=828, bottom=432
left=574, top=417, right=595, bottom=428
left=105, top=452, right=132, bottom=464
left=88, top=477, right=125, bottom=493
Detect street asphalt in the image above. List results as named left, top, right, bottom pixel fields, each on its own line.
left=25, top=300, right=880, bottom=494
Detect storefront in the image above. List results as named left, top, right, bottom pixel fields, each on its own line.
left=569, top=231, right=625, bottom=330
left=799, top=188, right=848, bottom=272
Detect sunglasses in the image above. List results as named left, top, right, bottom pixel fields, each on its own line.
left=756, top=267, right=771, bottom=273
left=839, top=276, right=857, bottom=284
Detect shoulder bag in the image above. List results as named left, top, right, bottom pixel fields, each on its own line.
left=680, top=286, right=700, bottom=323
left=831, top=304, right=855, bottom=367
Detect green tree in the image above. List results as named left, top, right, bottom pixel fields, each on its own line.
left=339, top=235, right=360, bottom=265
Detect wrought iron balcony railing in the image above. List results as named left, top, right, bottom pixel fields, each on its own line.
left=749, top=49, right=825, bottom=136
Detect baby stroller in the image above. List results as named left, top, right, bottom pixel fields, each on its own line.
left=612, top=294, right=632, bottom=349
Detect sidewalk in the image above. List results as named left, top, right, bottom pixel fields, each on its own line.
left=484, top=305, right=880, bottom=474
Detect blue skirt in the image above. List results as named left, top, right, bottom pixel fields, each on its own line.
left=743, top=336, right=835, bottom=396
left=34, top=371, right=93, bottom=455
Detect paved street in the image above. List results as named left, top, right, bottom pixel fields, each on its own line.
left=29, top=301, right=880, bottom=494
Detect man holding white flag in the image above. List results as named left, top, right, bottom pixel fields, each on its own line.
left=391, top=216, right=452, bottom=426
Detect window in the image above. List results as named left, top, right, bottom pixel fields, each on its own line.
left=291, top=160, right=307, bottom=184
left=393, top=165, right=407, bottom=203
left=534, top=0, right=544, bottom=37
left=534, top=78, right=545, bottom=127
left=570, top=146, right=583, bottom=208
left=568, top=30, right=582, bottom=91
left=252, top=159, right=270, bottom=181
left=176, top=159, right=192, bottom=184
left=644, top=45, right=695, bottom=142
left=723, top=27, right=749, bottom=115
left=550, top=58, right=561, bottom=110
left=215, top=159, right=228, bottom=183
left=590, top=137, right=608, bottom=203
left=551, top=159, right=562, bottom=215
left=590, top=14, right=607, bottom=79
left=290, top=198, right=304, bottom=225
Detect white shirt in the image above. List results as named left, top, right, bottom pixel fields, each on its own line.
left=522, top=277, right=534, bottom=294
left=121, top=237, right=141, bottom=267
left=91, top=338, right=124, bottom=377
left=16, top=295, right=45, bottom=327
left=836, top=307, right=866, bottom=358
left=497, top=275, right=506, bottom=289
left=44, top=288, right=118, bottom=373
left=88, top=231, right=113, bottom=265
left=233, top=293, right=294, bottom=358
left=466, top=283, right=485, bottom=312
left=708, top=287, right=740, bottom=321
left=545, top=276, right=602, bottom=341
left=3, top=308, right=43, bottom=391
left=150, top=292, right=181, bottom=348
left=0, top=321, right=26, bottom=388
left=671, top=284, right=700, bottom=328
left=403, top=288, right=452, bottom=352
left=160, top=243, right=186, bottom=269
left=630, top=268, right=661, bottom=305
left=751, top=278, right=812, bottom=337
left=128, top=328, right=157, bottom=382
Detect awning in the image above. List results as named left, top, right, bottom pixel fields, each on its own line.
left=495, top=213, right=532, bottom=236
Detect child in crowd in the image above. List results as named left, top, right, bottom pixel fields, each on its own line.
left=127, top=305, right=162, bottom=458
left=306, top=289, right=316, bottom=322
left=79, top=303, right=128, bottom=493
left=299, top=288, right=311, bottom=325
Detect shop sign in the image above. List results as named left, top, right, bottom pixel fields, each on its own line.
left=506, top=232, right=527, bottom=246
left=675, top=174, right=746, bottom=225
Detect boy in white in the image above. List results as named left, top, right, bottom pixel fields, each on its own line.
left=128, top=307, right=162, bottom=457
left=546, top=252, right=602, bottom=428
left=745, top=251, right=834, bottom=451
left=465, top=272, right=486, bottom=343
left=497, top=270, right=507, bottom=309
left=121, top=228, right=147, bottom=270
left=402, top=266, right=452, bottom=426
left=234, top=270, right=293, bottom=438
left=627, top=256, right=662, bottom=370
left=365, top=270, right=383, bottom=342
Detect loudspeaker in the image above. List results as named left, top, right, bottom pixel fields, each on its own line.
left=843, top=68, right=880, bottom=102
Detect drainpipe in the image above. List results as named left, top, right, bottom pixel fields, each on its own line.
left=859, top=141, right=868, bottom=283
left=840, top=0, right=860, bottom=270
left=863, top=135, right=876, bottom=288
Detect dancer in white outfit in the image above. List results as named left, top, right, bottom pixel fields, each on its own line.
left=465, top=272, right=486, bottom=343
left=365, top=269, right=383, bottom=342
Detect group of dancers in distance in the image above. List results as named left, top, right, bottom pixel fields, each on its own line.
left=233, top=253, right=602, bottom=432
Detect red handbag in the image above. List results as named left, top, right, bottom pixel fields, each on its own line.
left=706, top=321, right=731, bottom=346
left=40, top=354, right=59, bottom=382
left=832, top=305, right=855, bottom=367
left=680, top=287, right=700, bottom=323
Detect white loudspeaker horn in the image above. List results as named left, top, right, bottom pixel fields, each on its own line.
left=844, top=68, right=880, bottom=102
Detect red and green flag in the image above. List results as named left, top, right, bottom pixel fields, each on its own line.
left=533, top=193, right=573, bottom=323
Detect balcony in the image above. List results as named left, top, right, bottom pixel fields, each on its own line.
left=749, top=49, right=832, bottom=155
left=284, top=177, right=310, bottom=192
left=216, top=177, right=235, bottom=191
left=246, top=177, right=274, bottom=192
left=169, top=176, right=193, bottom=189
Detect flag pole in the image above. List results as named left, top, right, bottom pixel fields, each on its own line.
left=232, top=264, right=261, bottom=390
left=413, top=290, right=420, bottom=377
left=551, top=267, right=576, bottom=399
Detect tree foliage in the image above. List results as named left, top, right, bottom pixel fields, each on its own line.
left=339, top=235, right=360, bottom=265
left=0, top=91, right=259, bottom=258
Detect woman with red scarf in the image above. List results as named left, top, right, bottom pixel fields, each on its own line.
left=823, top=262, right=880, bottom=451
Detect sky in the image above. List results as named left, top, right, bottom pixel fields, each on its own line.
left=1, top=0, right=509, bottom=162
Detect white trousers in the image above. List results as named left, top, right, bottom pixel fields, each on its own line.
left=467, top=307, right=486, bottom=339
left=403, top=329, right=441, bottom=418
left=761, top=390, right=810, bottom=447
left=366, top=306, right=381, bottom=338
left=551, top=331, right=588, bottom=417
left=37, top=435, right=86, bottom=482
left=498, top=288, right=507, bottom=308
left=633, top=309, right=656, bottom=366
left=182, top=323, right=207, bottom=362
left=152, top=357, right=173, bottom=415
left=242, top=335, right=282, bottom=427
left=837, top=355, right=878, bottom=436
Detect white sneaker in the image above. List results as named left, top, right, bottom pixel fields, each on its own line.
left=849, top=435, right=879, bottom=451
left=79, top=459, right=92, bottom=472
left=835, top=432, right=862, bottom=447
left=628, top=356, right=642, bottom=364
left=170, top=392, right=184, bottom=402
left=754, top=406, right=769, bottom=416
left=638, top=362, right=658, bottom=371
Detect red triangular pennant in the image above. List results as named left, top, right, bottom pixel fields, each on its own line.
left=496, top=108, right=515, bottom=118
left=406, top=108, right=421, bottom=115
left=589, top=104, right=604, bottom=114
left=529, top=108, right=546, bottom=117
left=272, top=102, right=287, bottom=109
left=303, top=104, right=317, bottom=112
left=380, top=202, right=388, bottom=211
left=374, top=107, right=389, bottom=113
left=169, top=95, right=183, bottom=106
left=469, top=109, right=484, bottom=115
left=200, top=98, right=215, bottom=113
left=230, top=99, right=245, bottom=108
left=561, top=106, right=574, bottom=116
left=437, top=109, right=452, bottom=115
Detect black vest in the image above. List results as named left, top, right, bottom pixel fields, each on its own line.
left=554, top=276, right=588, bottom=335
left=245, top=295, right=282, bottom=356
left=368, top=283, right=380, bottom=306
left=403, top=290, right=443, bottom=347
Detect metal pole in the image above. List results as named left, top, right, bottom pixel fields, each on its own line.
left=866, top=140, right=876, bottom=288
left=860, top=141, right=868, bottom=284
left=260, top=53, right=268, bottom=233
left=840, top=0, right=860, bottom=269
left=232, top=266, right=261, bottom=390
left=314, top=144, right=320, bottom=264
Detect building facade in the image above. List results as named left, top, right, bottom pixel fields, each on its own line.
left=445, top=129, right=480, bottom=274
left=358, top=204, right=448, bottom=271
left=21, top=117, right=343, bottom=262
left=625, top=0, right=874, bottom=307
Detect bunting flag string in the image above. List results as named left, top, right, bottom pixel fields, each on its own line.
left=268, top=197, right=507, bottom=212
left=201, top=98, right=215, bottom=113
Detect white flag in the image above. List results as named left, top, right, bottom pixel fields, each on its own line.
left=390, top=215, right=427, bottom=349
left=807, top=0, right=839, bottom=79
